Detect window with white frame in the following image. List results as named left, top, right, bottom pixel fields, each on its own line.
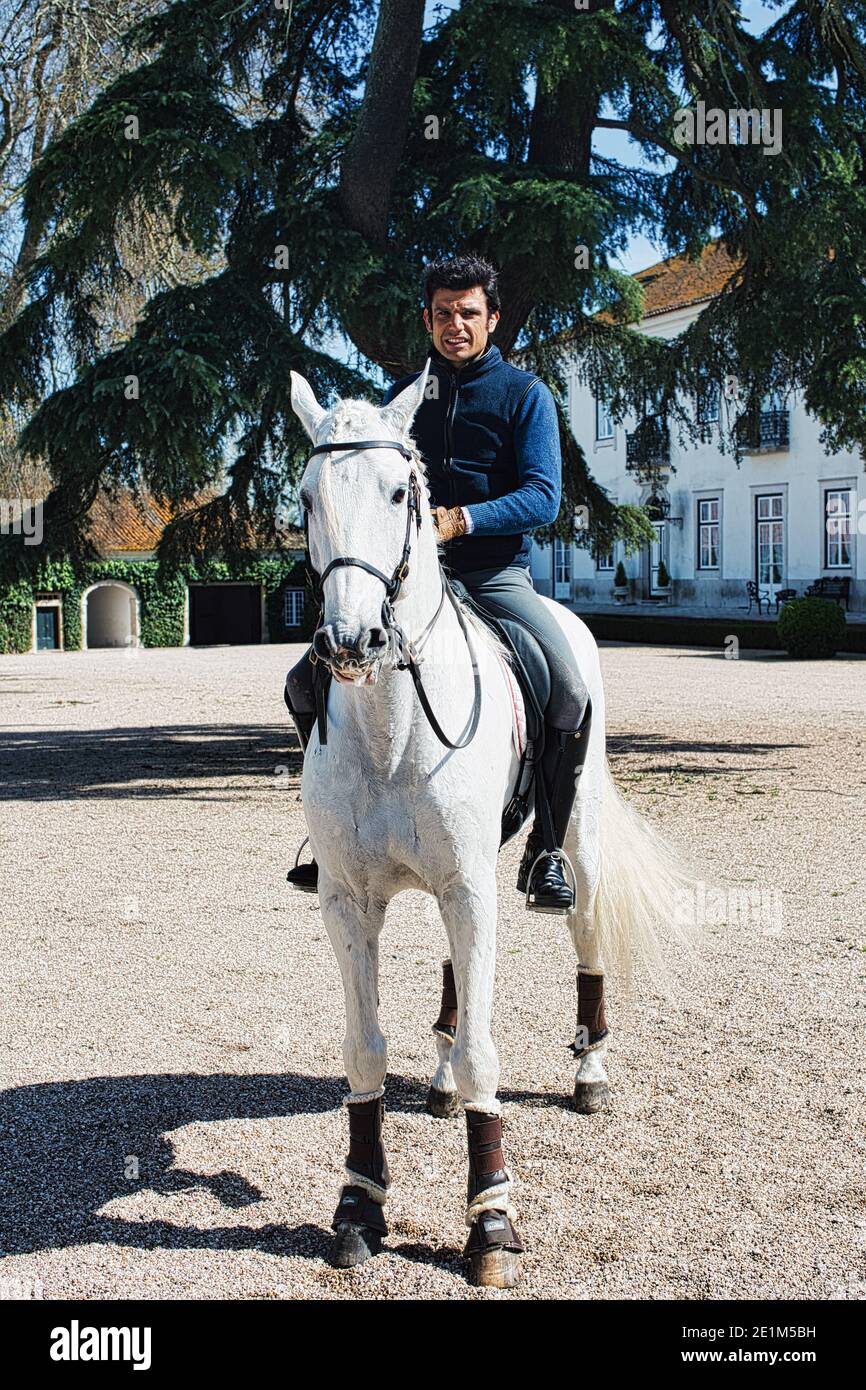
left=595, top=393, right=614, bottom=441
left=554, top=539, right=572, bottom=596
left=824, top=488, right=853, bottom=569
left=283, top=588, right=306, bottom=627
left=697, top=498, right=720, bottom=570
left=697, top=373, right=720, bottom=423
left=596, top=548, right=614, bottom=571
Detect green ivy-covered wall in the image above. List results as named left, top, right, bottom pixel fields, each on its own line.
left=0, top=552, right=312, bottom=654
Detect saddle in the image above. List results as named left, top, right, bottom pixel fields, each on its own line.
left=445, top=576, right=550, bottom=851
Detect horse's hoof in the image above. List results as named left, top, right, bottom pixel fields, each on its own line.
left=426, top=1086, right=461, bottom=1119
left=573, top=1080, right=610, bottom=1114
left=468, top=1248, right=521, bottom=1289
left=330, top=1222, right=382, bottom=1268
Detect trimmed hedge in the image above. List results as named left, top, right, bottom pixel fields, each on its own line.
left=578, top=611, right=866, bottom=653
left=0, top=579, right=33, bottom=652
left=776, top=596, right=847, bottom=659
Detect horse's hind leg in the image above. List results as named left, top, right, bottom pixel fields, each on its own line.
left=437, top=872, right=523, bottom=1289
left=564, top=796, right=611, bottom=1114
left=427, top=958, right=461, bottom=1118
left=319, top=884, right=390, bottom=1267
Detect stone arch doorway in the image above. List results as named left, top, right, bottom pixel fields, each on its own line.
left=82, top=581, right=140, bottom=649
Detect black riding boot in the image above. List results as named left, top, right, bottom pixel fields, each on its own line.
left=286, top=707, right=319, bottom=893
left=516, top=704, right=592, bottom=914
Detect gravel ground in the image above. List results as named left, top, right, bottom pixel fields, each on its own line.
left=0, top=639, right=864, bottom=1302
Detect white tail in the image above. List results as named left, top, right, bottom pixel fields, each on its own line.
left=593, top=757, right=700, bottom=984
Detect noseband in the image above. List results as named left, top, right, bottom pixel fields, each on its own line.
left=303, top=438, right=481, bottom=750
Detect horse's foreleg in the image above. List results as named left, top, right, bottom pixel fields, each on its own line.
left=564, top=804, right=610, bottom=1114
left=438, top=874, right=523, bottom=1289
left=427, top=958, right=461, bottom=1118
left=319, top=884, right=389, bottom=1268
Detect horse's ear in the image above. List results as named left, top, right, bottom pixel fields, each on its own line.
left=381, top=359, right=431, bottom=439
left=290, top=371, right=327, bottom=442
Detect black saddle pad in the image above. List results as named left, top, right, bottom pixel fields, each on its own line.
left=447, top=577, right=548, bottom=741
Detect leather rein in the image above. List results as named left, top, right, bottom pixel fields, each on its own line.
left=303, top=438, right=482, bottom=750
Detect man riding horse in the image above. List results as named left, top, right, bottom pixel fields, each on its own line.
left=285, top=254, right=590, bottom=913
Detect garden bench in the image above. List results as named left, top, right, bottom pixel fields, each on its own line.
left=804, top=576, right=850, bottom=610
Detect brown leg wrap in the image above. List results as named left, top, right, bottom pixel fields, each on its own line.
left=464, top=1111, right=523, bottom=1256
left=574, top=971, right=609, bottom=1055
left=333, top=1185, right=388, bottom=1236
left=464, top=1208, right=524, bottom=1256
left=466, top=1110, right=508, bottom=1203
left=433, top=959, right=458, bottom=1040
left=345, top=1097, right=390, bottom=1191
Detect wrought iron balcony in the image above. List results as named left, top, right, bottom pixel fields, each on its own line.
left=736, top=408, right=790, bottom=453
left=625, top=417, right=670, bottom=471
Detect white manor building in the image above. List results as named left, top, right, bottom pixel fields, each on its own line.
left=530, top=241, right=864, bottom=617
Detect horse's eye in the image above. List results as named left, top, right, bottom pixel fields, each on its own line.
left=392, top=487, right=407, bottom=504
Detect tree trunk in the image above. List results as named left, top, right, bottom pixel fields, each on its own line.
left=495, top=0, right=604, bottom=354
left=337, top=0, right=426, bottom=248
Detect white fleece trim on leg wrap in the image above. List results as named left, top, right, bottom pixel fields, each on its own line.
left=465, top=1172, right=516, bottom=1228
left=341, top=1171, right=387, bottom=1206
left=464, top=1098, right=502, bottom=1116
left=343, top=1086, right=384, bottom=1107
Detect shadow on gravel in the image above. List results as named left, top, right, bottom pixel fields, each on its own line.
left=498, top=1087, right=573, bottom=1109
left=0, top=724, right=300, bottom=802
left=606, top=730, right=807, bottom=777
left=0, top=1070, right=461, bottom=1261
left=1, top=723, right=807, bottom=802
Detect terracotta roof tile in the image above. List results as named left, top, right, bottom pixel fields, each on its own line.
left=86, top=491, right=304, bottom=554
left=87, top=492, right=177, bottom=553
left=630, top=238, right=742, bottom=318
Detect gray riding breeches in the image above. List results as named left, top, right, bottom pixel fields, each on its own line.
left=284, top=562, right=589, bottom=733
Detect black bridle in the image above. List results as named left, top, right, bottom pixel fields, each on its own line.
left=303, top=438, right=481, bottom=750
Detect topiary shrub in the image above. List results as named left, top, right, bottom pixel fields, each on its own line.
left=776, top=596, right=846, bottom=658
left=656, top=559, right=670, bottom=587
left=614, top=560, right=628, bottom=588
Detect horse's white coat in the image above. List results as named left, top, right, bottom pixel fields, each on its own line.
left=290, top=367, right=693, bottom=1226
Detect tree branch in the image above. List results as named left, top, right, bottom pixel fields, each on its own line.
left=594, top=116, right=759, bottom=210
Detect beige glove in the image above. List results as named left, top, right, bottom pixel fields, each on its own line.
left=432, top=505, right=468, bottom=542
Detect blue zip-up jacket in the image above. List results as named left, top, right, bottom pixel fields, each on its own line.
left=381, top=344, right=561, bottom=573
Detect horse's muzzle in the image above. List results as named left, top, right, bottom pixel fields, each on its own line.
left=313, top=623, right=389, bottom=677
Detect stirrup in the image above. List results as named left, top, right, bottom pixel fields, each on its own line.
left=524, top=845, right=577, bottom=914
left=286, top=836, right=318, bottom=893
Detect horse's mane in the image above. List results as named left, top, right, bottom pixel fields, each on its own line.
left=316, top=396, right=511, bottom=666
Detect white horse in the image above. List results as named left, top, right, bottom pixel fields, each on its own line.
left=289, top=363, right=692, bottom=1287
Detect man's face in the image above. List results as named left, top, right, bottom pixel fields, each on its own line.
left=424, top=286, right=500, bottom=364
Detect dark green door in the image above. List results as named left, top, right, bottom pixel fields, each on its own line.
left=36, top=607, right=59, bottom=650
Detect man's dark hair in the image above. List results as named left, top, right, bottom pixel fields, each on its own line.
left=423, top=255, right=501, bottom=314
